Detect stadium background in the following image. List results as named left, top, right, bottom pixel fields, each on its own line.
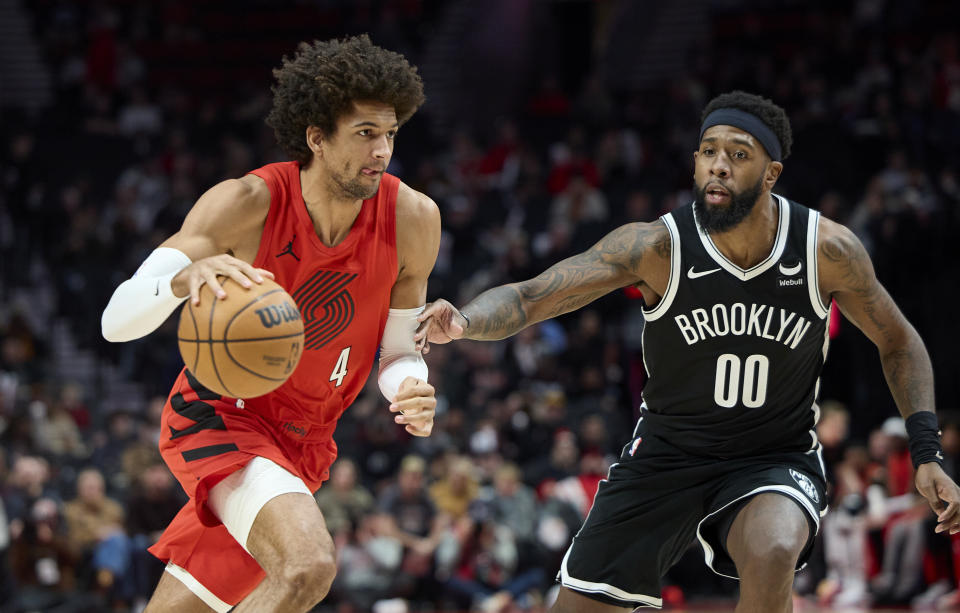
left=1, top=0, right=959, bottom=611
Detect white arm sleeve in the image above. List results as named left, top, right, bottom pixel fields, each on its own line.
left=378, top=306, right=428, bottom=402
left=101, top=247, right=192, bottom=342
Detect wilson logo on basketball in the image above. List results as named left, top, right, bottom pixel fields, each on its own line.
left=292, top=270, right=358, bottom=350
left=254, top=301, right=301, bottom=328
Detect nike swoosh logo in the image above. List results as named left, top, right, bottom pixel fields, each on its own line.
left=154, top=280, right=160, bottom=296
left=778, top=262, right=802, bottom=275
left=936, top=450, right=945, bottom=461
left=687, top=266, right=721, bottom=279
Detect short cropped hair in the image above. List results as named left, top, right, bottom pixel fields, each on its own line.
left=701, top=91, right=793, bottom=160
left=267, top=34, right=426, bottom=164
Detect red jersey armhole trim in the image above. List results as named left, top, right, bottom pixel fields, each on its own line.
left=380, top=173, right=400, bottom=281
left=247, top=163, right=293, bottom=268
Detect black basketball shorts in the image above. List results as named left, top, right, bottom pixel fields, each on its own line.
left=557, top=418, right=827, bottom=608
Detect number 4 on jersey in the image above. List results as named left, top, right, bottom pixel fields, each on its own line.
left=330, top=347, right=351, bottom=387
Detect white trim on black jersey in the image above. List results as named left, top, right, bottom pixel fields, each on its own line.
left=696, top=194, right=790, bottom=281
left=808, top=309, right=833, bottom=452
left=696, top=483, right=821, bottom=581
left=806, top=210, right=831, bottom=319
left=558, top=547, right=663, bottom=608
left=641, top=215, right=680, bottom=321
left=806, top=444, right=829, bottom=517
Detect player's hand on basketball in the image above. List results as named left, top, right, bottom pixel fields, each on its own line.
left=916, top=462, right=960, bottom=535
left=389, top=377, right=436, bottom=437
left=414, top=299, right=467, bottom=353
left=172, top=254, right=275, bottom=306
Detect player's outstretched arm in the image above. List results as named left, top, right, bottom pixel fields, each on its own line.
left=101, top=175, right=273, bottom=342
left=416, top=220, right=668, bottom=345
left=818, top=217, right=960, bottom=534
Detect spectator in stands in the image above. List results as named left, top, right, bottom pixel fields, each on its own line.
left=436, top=504, right=544, bottom=613
left=869, top=418, right=930, bottom=604
left=820, top=443, right=872, bottom=607
left=314, top=458, right=375, bottom=538
left=124, top=462, right=184, bottom=606
left=329, top=513, right=404, bottom=611
left=480, top=461, right=541, bottom=578
left=550, top=452, right=608, bottom=520
left=32, top=397, right=87, bottom=460
left=4, top=456, right=60, bottom=534
left=8, top=497, right=79, bottom=612
left=429, top=455, right=480, bottom=520
left=89, top=410, right=140, bottom=495
left=57, top=382, right=91, bottom=432
left=526, top=428, right=579, bottom=498
left=377, top=455, right=447, bottom=606
left=62, top=468, right=126, bottom=596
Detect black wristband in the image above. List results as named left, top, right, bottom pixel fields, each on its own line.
left=905, top=411, right=944, bottom=468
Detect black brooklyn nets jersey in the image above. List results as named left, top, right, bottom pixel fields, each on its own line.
left=639, top=196, right=830, bottom=458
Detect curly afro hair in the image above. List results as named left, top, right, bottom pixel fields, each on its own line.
left=700, top=91, right=793, bottom=160
left=266, top=34, right=426, bottom=165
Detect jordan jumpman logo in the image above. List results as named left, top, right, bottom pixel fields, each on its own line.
left=276, top=235, right=300, bottom=261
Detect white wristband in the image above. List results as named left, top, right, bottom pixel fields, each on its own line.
left=101, top=247, right=192, bottom=342
left=378, top=306, right=428, bottom=401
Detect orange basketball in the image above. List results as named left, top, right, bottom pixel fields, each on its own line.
left=177, top=278, right=304, bottom=398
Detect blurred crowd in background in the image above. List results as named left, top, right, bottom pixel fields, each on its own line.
left=2, top=0, right=960, bottom=611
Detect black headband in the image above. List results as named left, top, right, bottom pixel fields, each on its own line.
left=699, top=108, right=782, bottom=162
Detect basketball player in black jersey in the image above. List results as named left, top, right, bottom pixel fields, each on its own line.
left=415, top=91, right=960, bottom=612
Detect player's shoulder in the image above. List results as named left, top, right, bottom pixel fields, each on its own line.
left=199, top=174, right=271, bottom=215
left=637, top=218, right=670, bottom=241
left=602, top=219, right=671, bottom=258
left=181, top=175, right=271, bottom=244
left=393, top=180, right=441, bottom=275
left=234, top=174, right=272, bottom=209
left=396, top=180, right=439, bottom=218
left=815, top=213, right=865, bottom=261
left=590, top=220, right=671, bottom=286
left=395, top=180, right=440, bottom=234
left=814, top=212, right=875, bottom=294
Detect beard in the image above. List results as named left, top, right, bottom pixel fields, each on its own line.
left=331, top=170, right=381, bottom=200
left=693, top=175, right=765, bottom=233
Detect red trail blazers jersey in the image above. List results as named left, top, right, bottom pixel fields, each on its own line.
left=244, top=161, right=399, bottom=432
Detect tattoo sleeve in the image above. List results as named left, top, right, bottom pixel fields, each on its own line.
left=822, top=230, right=935, bottom=418
left=460, top=222, right=668, bottom=340
left=880, top=339, right=936, bottom=418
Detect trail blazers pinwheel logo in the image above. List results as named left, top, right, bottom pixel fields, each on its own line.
left=292, top=270, right=358, bottom=350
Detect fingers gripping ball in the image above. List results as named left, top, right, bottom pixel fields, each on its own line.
left=178, top=278, right=304, bottom=398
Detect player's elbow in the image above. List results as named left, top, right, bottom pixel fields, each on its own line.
left=101, top=316, right=128, bottom=343
left=102, top=327, right=131, bottom=343
left=877, top=321, right=922, bottom=357
left=101, top=306, right=139, bottom=343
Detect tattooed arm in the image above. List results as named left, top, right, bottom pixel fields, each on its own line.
left=818, top=217, right=959, bottom=534
left=817, top=218, right=933, bottom=418
left=415, top=220, right=670, bottom=343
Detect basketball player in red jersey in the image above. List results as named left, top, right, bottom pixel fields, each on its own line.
left=101, top=36, right=439, bottom=612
